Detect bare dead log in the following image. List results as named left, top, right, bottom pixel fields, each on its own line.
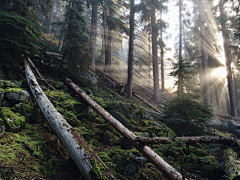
left=136, top=136, right=240, bottom=147
left=27, top=58, right=55, bottom=90
left=25, top=61, right=92, bottom=180
left=65, top=78, right=184, bottom=180
left=133, top=93, right=162, bottom=114
left=224, top=148, right=240, bottom=180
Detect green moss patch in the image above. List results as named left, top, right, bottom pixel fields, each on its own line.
left=0, top=107, right=25, bottom=132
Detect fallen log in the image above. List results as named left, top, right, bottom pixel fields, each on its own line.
left=224, top=148, right=240, bottom=180
left=25, top=61, right=106, bottom=180
left=136, top=136, right=240, bottom=147
left=27, top=58, right=55, bottom=90
left=65, top=78, right=184, bottom=180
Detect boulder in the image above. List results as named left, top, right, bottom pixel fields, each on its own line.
left=108, top=109, right=129, bottom=128
left=0, top=118, right=5, bottom=137
left=102, top=131, right=116, bottom=145
left=0, top=107, right=25, bottom=133
left=0, top=89, right=4, bottom=106
left=134, top=157, right=148, bottom=168
left=206, top=117, right=228, bottom=131
left=121, top=137, right=132, bottom=149
left=78, top=70, right=98, bottom=85
left=228, top=120, right=240, bottom=138
left=5, top=90, right=30, bottom=104
left=124, top=163, right=137, bottom=176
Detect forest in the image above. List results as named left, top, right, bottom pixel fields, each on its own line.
left=1, top=0, right=240, bottom=179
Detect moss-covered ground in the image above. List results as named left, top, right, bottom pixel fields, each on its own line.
left=0, top=71, right=227, bottom=180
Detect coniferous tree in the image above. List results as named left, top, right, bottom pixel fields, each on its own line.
left=63, top=0, right=90, bottom=74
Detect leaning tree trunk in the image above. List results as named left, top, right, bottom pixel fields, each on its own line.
left=65, top=78, right=184, bottom=180
left=24, top=60, right=92, bottom=180
left=224, top=148, right=240, bottom=180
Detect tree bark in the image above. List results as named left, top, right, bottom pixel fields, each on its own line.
left=65, top=78, right=184, bottom=180
left=105, top=26, right=112, bottom=73
left=178, top=0, right=183, bottom=95
left=24, top=61, right=92, bottom=180
left=136, top=136, right=240, bottom=146
left=219, top=0, right=238, bottom=117
left=160, top=8, right=164, bottom=92
left=151, top=0, right=160, bottom=103
left=215, top=88, right=221, bottom=111
left=199, top=0, right=211, bottom=106
left=48, top=9, right=54, bottom=34
left=127, top=0, right=135, bottom=98
left=90, top=2, right=98, bottom=73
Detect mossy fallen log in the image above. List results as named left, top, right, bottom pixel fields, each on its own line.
left=25, top=60, right=115, bottom=180
left=65, top=78, right=184, bottom=180
left=224, top=148, right=240, bottom=180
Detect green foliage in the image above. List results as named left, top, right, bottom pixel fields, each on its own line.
left=170, top=58, right=199, bottom=94
left=162, top=94, right=213, bottom=135
left=63, top=0, right=90, bottom=72
left=0, top=11, right=39, bottom=69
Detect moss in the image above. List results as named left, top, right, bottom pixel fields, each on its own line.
left=5, top=87, right=22, bottom=93
left=90, top=160, right=103, bottom=179
left=0, top=107, right=25, bottom=131
left=0, top=81, right=4, bottom=88
left=98, top=152, right=111, bottom=162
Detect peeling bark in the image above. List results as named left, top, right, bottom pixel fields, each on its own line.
left=25, top=60, right=92, bottom=180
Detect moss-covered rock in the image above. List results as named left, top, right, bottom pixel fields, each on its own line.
left=0, top=107, right=25, bottom=132
left=0, top=118, right=5, bottom=137
left=21, top=103, right=42, bottom=124
left=5, top=89, right=30, bottom=104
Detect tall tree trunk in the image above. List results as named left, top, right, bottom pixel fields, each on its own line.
left=90, top=2, right=98, bottom=73
left=151, top=0, right=160, bottom=103
left=199, top=0, right=211, bottom=106
left=160, top=8, right=164, bottom=92
left=105, top=26, right=112, bottom=73
left=127, top=0, right=135, bottom=98
left=215, top=87, right=221, bottom=111
left=178, top=0, right=183, bottom=95
left=219, top=0, right=238, bottom=117
left=48, top=9, right=54, bottom=34
left=148, top=32, right=151, bottom=82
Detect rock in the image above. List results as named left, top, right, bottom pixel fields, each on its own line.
left=78, top=70, right=98, bottom=85
left=0, top=107, right=25, bottom=133
left=228, top=120, right=240, bottom=138
left=21, top=103, right=42, bottom=124
left=5, top=90, right=30, bottom=104
left=102, top=131, right=116, bottom=145
left=0, top=89, right=4, bottom=106
left=130, top=107, right=142, bottom=123
left=108, top=110, right=129, bottom=128
left=0, top=118, right=5, bottom=137
left=2, top=100, right=12, bottom=107
left=121, top=137, right=132, bottom=149
left=0, top=81, right=5, bottom=88
left=141, top=132, right=150, bottom=137
left=134, top=157, right=148, bottom=168
left=55, top=82, right=65, bottom=89
left=206, top=117, right=228, bottom=131
left=0, top=69, right=6, bottom=79
left=113, top=154, right=122, bottom=163
left=124, top=163, right=137, bottom=176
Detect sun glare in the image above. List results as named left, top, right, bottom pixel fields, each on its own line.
left=213, top=67, right=227, bottom=78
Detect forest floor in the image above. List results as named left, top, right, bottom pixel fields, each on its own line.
left=0, top=62, right=231, bottom=180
